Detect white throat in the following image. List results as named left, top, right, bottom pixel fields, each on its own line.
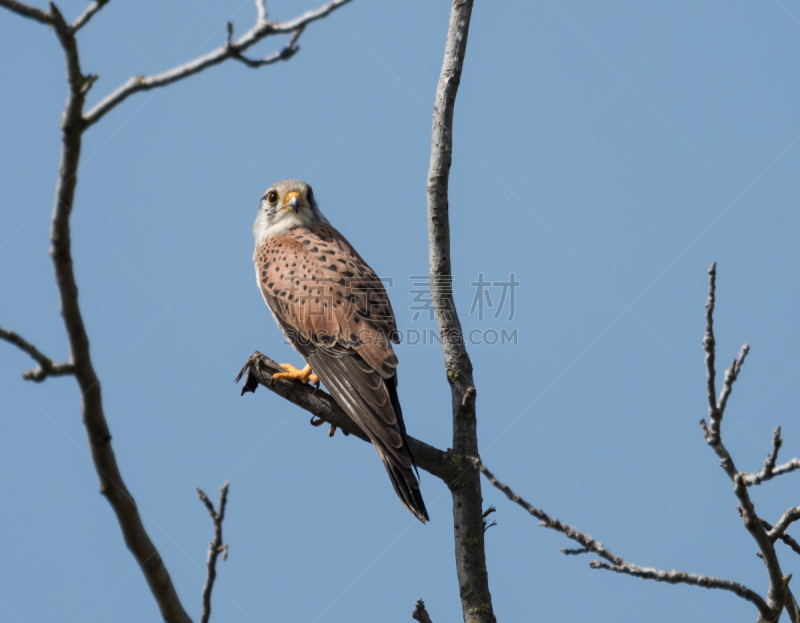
left=252, top=206, right=329, bottom=254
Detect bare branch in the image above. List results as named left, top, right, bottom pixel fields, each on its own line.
left=590, top=561, right=771, bottom=615
left=700, top=264, right=739, bottom=480
left=3, top=2, right=357, bottom=621
left=700, top=264, right=785, bottom=619
left=751, top=459, right=800, bottom=485
left=83, top=0, right=352, bottom=128
left=425, top=2, right=493, bottom=620
left=0, top=327, right=75, bottom=381
left=787, top=583, right=800, bottom=623
left=273, top=0, right=349, bottom=31
left=703, top=262, right=719, bottom=433
left=255, top=0, right=267, bottom=23
left=561, top=547, right=591, bottom=556
left=0, top=0, right=51, bottom=25
left=482, top=506, right=497, bottom=533
left=198, top=482, right=230, bottom=623
left=230, top=26, right=305, bottom=68
left=701, top=266, right=750, bottom=459
left=471, top=457, right=624, bottom=566
left=718, top=343, right=750, bottom=416
left=474, top=457, right=773, bottom=620
left=733, top=473, right=785, bottom=618
left=70, top=0, right=109, bottom=32
left=411, top=598, right=434, bottom=623
left=4, top=5, right=194, bottom=620
left=769, top=507, right=800, bottom=543
left=761, top=517, right=800, bottom=557
left=745, top=427, right=800, bottom=486
left=236, top=352, right=457, bottom=483
left=765, top=425, right=783, bottom=474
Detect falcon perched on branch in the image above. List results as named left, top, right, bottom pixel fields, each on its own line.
left=252, top=179, right=429, bottom=523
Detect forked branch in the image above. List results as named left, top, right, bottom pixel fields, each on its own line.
left=745, top=427, right=800, bottom=486
left=425, top=1, right=494, bottom=621
left=1, top=1, right=357, bottom=621
left=700, top=263, right=785, bottom=620
left=83, top=0, right=352, bottom=128
left=71, top=0, right=109, bottom=32
left=477, top=264, right=799, bottom=622
left=0, top=327, right=75, bottom=381
left=198, top=483, right=230, bottom=623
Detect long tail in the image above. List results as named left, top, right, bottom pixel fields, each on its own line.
left=379, top=451, right=429, bottom=523
left=302, top=348, right=430, bottom=522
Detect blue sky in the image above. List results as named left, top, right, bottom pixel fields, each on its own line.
left=2, top=1, right=800, bottom=621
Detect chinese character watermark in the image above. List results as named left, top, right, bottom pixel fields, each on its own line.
left=469, top=272, right=519, bottom=321
left=408, top=275, right=455, bottom=322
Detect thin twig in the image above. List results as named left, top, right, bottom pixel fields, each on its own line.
left=412, top=598, right=434, bottom=623
left=745, top=427, right=800, bottom=486
left=83, top=0, right=352, bottom=128
left=471, top=457, right=624, bottom=566
left=703, top=262, right=719, bottom=435
left=473, top=457, right=773, bottom=619
left=764, top=425, right=783, bottom=471
left=198, top=482, right=230, bottom=623
left=590, top=561, right=771, bottom=613
left=229, top=24, right=305, bottom=67
left=700, top=264, right=743, bottom=480
left=0, top=327, right=75, bottom=381
left=482, top=506, right=497, bottom=533
left=71, top=0, right=109, bottom=32
left=761, top=518, right=800, bottom=557
left=255, top=0, right=267, bottom=23
left=718, top=343, right=750, bottom=417
left=769, top=507, right=800, bottom=543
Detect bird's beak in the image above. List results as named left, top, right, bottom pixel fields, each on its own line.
left=284, top=192, right=302, bottom=213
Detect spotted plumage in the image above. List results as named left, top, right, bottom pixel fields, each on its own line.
left=252, top=179, right=428, bottom=523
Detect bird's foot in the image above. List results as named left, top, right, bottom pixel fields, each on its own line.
left=310, top=416, right=338, bottom=437
left=273, top=363, right=319, bottom=386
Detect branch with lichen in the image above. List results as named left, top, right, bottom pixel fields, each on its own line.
left=425, top=2, right=495, bottom=621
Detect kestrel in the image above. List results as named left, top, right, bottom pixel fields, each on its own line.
left=252, top=179, right=429, bottom=523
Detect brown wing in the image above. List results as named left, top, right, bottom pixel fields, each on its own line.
left=255, top=224, right=428, bottom=522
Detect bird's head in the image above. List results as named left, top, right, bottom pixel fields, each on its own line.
left=253, top=179, right=329, bottom=245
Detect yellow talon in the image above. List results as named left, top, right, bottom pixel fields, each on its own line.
left=273, top=363, right=319, bottom=386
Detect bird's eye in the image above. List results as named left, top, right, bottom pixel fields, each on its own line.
left=266, top=191, right=279, bottom=205
left=307, top=187, right=314, bottom=202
